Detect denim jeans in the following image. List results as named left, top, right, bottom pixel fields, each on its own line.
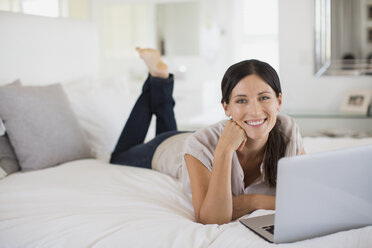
left=110, top=74, right=183, bottom=169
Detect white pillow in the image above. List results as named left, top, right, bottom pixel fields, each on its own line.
left=63, top=78, right=131, bottom=161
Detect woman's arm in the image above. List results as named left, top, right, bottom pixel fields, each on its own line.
left=185, top=120, right=247, bottom=224
left=187, top=121, right=301, bottom=224
left=186, top=155, right=276, bottom=223
left=186, top=150, right=233, bottom=225
left=232, top=194, right=275, bottom=220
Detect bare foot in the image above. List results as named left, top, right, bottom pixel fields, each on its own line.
left=136, top=47, right=169, bottom=78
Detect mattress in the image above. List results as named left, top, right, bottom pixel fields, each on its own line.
left=1, top=154, right=371, bottom=247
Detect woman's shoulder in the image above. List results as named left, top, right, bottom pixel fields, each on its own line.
left=182, top=120, right=228, bottom=171
left=277, top=114, right=298, bottom=133
left=184, top=119, right=227, bottom=155
left=277, top=114, right=303, bottom=155
left=195, top=119, right=227, bottom=134
left=188, top=119, right=227, bottom=142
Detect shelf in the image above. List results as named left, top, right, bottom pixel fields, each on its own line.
left=284, top=112, right=372, bottom=137
left=286, top=112, right=372, bottom=119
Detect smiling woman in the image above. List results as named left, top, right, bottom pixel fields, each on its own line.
left=184, top=59, right=303, bottom=224
left=109, top=48, right=305, bottom=225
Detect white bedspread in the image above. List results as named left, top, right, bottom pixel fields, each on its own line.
left=1, top=158, right=371, bottom=248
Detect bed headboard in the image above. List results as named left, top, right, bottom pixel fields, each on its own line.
left=0, top=11, right=99, bottom=86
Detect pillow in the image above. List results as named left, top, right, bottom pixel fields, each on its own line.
left=0, top=134, right=20, bottom=178
left=0, top=83, right=92, bottom=171
left=63, top=78, right=131, bottom=161
left=0, top=80, right=22, bottom=178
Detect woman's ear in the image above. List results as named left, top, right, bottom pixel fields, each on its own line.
left=222, top=102, right=231, bottom=117
left=277, top=93, right=282, bottom=112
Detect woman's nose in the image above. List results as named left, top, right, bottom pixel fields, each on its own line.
left=247, top=100, right=261, bottom=115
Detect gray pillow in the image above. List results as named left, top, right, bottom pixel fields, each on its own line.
left=0, top=83, right=92, bottom=171
left=0, top=80, right=22, bottom=178
left=0, top=134, right=20, bottom=176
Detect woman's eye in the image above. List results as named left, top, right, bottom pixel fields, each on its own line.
left=260, top=96, right=270, bottom=101
left=236, top=99, right=247, bottom=103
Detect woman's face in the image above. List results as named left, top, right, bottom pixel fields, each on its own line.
left=223, top=74, right=282, bottom=141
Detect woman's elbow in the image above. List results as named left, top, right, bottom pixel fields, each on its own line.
left=195, top=211, right=232, bottom=225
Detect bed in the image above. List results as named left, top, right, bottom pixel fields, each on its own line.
left=1, top=11, right=372, bottom=248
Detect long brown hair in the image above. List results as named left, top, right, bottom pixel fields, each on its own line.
left=221, top=59, right=288, bottom=187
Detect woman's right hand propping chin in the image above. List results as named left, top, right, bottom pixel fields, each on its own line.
left=217, top=120, right=247, bottom=152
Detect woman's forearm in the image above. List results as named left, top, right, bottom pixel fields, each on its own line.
left=232, top=194, right=276, bottom=220
left=198, top=146, right=234, bottom=224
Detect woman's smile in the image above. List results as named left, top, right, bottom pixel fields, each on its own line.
left=245, top=118, right=267, bottom=127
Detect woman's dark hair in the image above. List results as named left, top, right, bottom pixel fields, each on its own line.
left=221, top=59, right=288, bottom=187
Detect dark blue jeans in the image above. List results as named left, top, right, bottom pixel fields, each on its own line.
left=110, top=74, right=183, bottom=169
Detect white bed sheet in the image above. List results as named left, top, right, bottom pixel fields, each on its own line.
left=1, top=157, right=371, bottom=248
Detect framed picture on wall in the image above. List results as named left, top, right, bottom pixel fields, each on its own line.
left=368, top=4, right=372, bottom=20
left=340, top=90, right=372, bottom=115
left=368, top=28, right=372, bottom=43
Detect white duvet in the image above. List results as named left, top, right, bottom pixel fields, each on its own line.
left=0, top=156, right=371, bottom=248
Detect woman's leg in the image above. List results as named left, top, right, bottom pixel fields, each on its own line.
left=111, top=75, right=152, bottom=157
left=150, top=75, right=177, bottom=135
left=111, top=74, right=176, bottom=157
left=110, top=75, right=179, bottom=167
left=110, top=130, right=181, bottom=169
left=136, top=47, right=177, bottom=135
left=110, top=47, right=179, bottom=167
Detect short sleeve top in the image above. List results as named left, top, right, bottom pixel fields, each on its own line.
left=179, top=114, right=304, bottom=196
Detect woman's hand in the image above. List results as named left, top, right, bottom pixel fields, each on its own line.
left=218, top=120, right=247, bottom=152
left=232, top=194, right=276, bottom=220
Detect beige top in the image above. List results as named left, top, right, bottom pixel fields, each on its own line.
left=152, top=114, right=303, bottom=196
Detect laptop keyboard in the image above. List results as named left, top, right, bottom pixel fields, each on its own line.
left=262, top=225, right=275, bottom=235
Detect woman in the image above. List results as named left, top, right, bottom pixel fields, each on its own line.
left=111, top=47, right=305, bottom=225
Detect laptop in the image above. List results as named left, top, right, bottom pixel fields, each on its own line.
left=240, top=144, right=372, bottom=243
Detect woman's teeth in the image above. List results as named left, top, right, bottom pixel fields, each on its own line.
left=246, top=119, right=265, bottom=126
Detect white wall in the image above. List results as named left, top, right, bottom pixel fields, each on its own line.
left=91, top=0, right=372, bottom=118
left=90, top=0, right=235, bottom=128
left=0, top=10, right=99, bottom=85
left=279, top=0, right=372, bottom=113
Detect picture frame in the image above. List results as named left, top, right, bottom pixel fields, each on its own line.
left=340, top=90, right=372, bottom=115
left=368, top=4, right=372, bottom=20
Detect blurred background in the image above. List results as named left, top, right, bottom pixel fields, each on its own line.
left=1, top=0, right=371, bottom=135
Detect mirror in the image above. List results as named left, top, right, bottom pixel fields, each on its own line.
left=315, top=0, right=372, bottom=76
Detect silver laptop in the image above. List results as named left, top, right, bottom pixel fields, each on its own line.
left=240, top=144, right=372, bottom=243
